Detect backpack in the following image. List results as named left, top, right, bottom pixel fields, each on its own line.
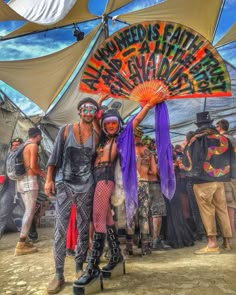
left=6, top=142, right=30, bottom=181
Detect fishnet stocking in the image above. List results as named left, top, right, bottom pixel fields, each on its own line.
left=93, top=180, right=115, bottom=233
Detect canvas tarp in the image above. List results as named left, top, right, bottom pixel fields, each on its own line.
left=113, top=0, right=223, bottom=42
left=0, top=25, right=100, bottom=111
left=104, top=0, right=133, bottom=15
left=8, top=0, right=77, bottom=25
left=0, top=108, right=18, bottom=146
left=215, top=22, right=236, bottom=48
left=42, top=27, right=106, bottom=127
left=0, top=0, right=132, bottom=40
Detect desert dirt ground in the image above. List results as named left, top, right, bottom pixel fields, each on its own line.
left=0, top=227, right=236, bottom=295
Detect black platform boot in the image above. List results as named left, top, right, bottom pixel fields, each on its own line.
left=74, top=232, right=106, bottom=286
left=102, top=225, right=124, bottom=277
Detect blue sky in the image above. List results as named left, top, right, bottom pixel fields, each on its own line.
left=0, top=0, right=236, bottom=115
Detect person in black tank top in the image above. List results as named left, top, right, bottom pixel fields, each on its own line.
left=45, top=98, right=100, bottom=294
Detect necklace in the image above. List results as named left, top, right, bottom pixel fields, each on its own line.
left=78, top=122, right=84, bottom=147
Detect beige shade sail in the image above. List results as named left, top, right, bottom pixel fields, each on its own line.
left=0, top=0, right=97, bottom=40
left=0, top=25, right=100, bottom=112
left=113, top=0, right=223, bottom=41
left=0, top=0, right=25, bottom=21
left=215, top=22, right=236, bottom=48
left=43, top=28, right=106, bottom=126
left=44, top=26, right=139, bottom=127
left=104, top=0, right=132, bottom=15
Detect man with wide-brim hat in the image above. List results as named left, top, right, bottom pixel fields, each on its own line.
left=181, top=111, right=235, bottom=254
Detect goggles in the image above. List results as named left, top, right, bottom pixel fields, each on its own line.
left=103, top=116, right=119, bottom=124
left=81, top=108, right=96, bottom=115
left=102, top=116, right=120, bottom=135
left=80, top=103, right=97, bottom=110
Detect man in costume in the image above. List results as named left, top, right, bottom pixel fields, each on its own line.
left=75, top=99, right=155, bottom=287
left=45, top=97, right=100, bottom=294
left=216, top=119, right=236, bottom=237
left=181, top=112, right=235, bottom=254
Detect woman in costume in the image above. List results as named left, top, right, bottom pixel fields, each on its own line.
left=74, top=100, right=154, bottom=287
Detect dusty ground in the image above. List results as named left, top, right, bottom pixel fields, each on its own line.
left=0, top=227, right=236, bottom=295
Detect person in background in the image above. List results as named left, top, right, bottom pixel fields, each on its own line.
left=15, top=127, right=45, bottom=256
left=125, top=126, right=157, bottom=256
left=181, top=112, right=235, bottom=254
left=145, top=138, right=171, bottom=250
left=164, top=145, right=195, bottom=249
left=216, top=119, right=236, bottom=238
left=0, top=138, right=24, bottom=239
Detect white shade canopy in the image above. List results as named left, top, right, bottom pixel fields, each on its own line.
left=7, top=0, right=77, bottom=25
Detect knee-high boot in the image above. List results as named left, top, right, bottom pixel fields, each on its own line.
left=102, top=225, right=124, bottom=273
left=74, top=232, right=106, bottom=286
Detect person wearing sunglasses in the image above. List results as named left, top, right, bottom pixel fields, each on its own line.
left=45, top=97, right=101, bottom=294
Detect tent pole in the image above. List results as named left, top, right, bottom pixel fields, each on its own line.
left=203, top=98, right=207, bottom=111
left=212, top=0, right=226, bottom=43
left=0, top=17, right=101, bottom=42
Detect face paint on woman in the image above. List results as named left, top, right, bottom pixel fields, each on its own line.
left=104, top=120, right=119, bottom=135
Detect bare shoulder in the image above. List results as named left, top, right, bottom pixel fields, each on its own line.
left=25, top=143, right=38, bottom=152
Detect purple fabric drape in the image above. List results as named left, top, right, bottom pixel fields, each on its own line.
left=155, top=102, right=176, bottom=199
left=117, top=119, right=138, bottom=227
